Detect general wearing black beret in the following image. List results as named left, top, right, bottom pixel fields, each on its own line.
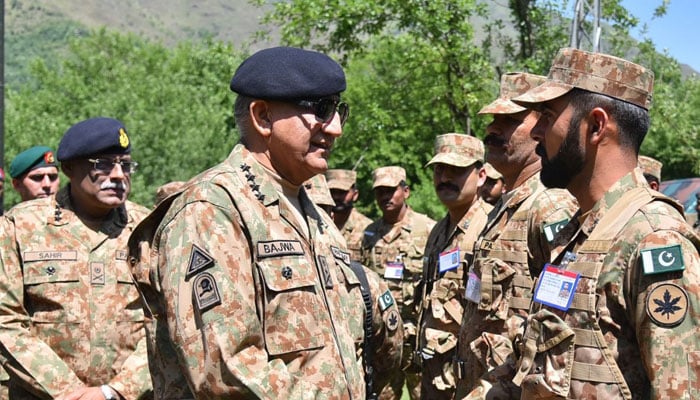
left=229, top=46, right=346, bottom=100
left=57, top=117, right=132, bottom=162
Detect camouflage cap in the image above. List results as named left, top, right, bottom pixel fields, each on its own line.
left=303, top=174, right=335, bottom=207
left=425, top=133, right=484, bottom=168
left=325, top=169, right=357, bottom=191
left=483, top=162, right=503, bottom=180
left=513, top=48, right=654, bottom=110
left=638, top=155, right=662, bottom=181
left=372, top=166, right=406, bottom=188
left=478, top=72, right=547, bottom=115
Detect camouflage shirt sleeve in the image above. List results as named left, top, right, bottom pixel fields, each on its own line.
left=527, top=188, right=578, bottom=276
left=156, top=192, right=319, bottom=398
left=0, top=218, right=85, bottom=397
left=627, top=225, right=700, bottom=399
left=108, top=336, right=152, bottom=399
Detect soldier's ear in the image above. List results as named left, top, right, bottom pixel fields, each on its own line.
left=250, top=100, right=273, bottom=137
left=588, top=107, right=609, bottom=145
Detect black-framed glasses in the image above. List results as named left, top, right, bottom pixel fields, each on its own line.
left=27, top=173, right=59, bottom=183
left=294, top=97, right=350, bottom=126
left=87, top=158, right=138, bottom=174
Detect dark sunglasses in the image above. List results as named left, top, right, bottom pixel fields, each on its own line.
left=27, top=173, right=59, bottom=183
left=87, top=158, right=139, bottom=174
left=293, top=97, right=350, bottom=126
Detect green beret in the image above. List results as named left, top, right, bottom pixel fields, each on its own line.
left=10, top=146, right=57, bottom=178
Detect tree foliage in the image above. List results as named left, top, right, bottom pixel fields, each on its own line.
left=5, top=29, right=244, bottom=208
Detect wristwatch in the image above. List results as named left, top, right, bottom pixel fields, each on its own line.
left=100, top=385, right=118, bottom=400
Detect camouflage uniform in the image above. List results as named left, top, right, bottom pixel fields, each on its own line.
left=342, top=209, right=373, bottom=261
left=129, top=144, right=365, bottom=398
left=0, top=187, right=151, bottom=399
left=362, top=200, right=436, bottom=400
left=637, top=155, right=662, bottom=184
left=454, top=174, right=576, bottom=397
left=418, top=198, right=492, bottom=397
left=513, top=169, right=700, bottom=399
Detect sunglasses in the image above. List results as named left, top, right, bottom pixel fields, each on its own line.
left=27, top=173, right=59, bottom=183
left=88, top=158, right=139, bottom=175
left=293, top=97, right=350, bottom=126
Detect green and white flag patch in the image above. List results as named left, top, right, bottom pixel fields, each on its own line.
left=641, top=244, right=685, bottom=275
left=543, top=219, right=569, bottom=243
left=378, top=290, right=395, bottom=311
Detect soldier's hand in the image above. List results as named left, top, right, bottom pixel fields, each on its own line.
left=57, top=386, right=117, bottom=400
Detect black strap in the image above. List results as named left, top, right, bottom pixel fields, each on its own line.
left=348, top=261, right=376, bottom=400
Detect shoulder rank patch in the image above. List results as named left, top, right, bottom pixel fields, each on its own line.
left=543, top=219, right=569, bottom=243
left=257, top=240, right=304, bottom=259
left=646, top=283, right=688, bottom=327
left=378, top=289, right=395, bottom=311
left=193, top=272, right=221, bottom=312
left=186, top=244, right=215, bottom=280
left=641, top=244, right=685, bottom=275
left=385, top=309, right=400, bottom=332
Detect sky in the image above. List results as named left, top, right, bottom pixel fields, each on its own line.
left=621, top=0, right=700, bottom=71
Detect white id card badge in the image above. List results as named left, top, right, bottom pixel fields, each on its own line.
left=384, top=262, right=404, bottom=280
left=464, top=268, right=481, bottom=303
left=533, top=263, right=580, bottom=311
left=439, top=248, right=460, bottom=273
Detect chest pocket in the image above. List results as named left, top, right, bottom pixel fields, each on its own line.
left=23, top=261, right=83, bottom=323
left=257, top=256, right=328, bottom=355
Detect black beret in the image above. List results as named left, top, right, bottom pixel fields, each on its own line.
left=230, top=46, right=346, bottom=100
left=57, top=117, right=131, bottom=161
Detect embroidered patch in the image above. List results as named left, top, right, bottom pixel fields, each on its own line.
left=646, top=283, right=688, bottom=327
left=186, top=244, right=215, bottom=280
left=318, top=255, right=333, bottom=289
left=480, top=239, right=494, bottom=251
left=115, top=250, right=128, bottom=261
left=193, top=272, right=221, bottom=312
left=257, top=240, right=304, bottom=259
left=90, top=262, right=105, bottom=285
left=641, top=244, right=685, bottom=275
left=385, top=309, right=400, bottom=332
left=23, top=251, right=77, bottom=262
left=378, top=289, right=395, bottom=311
left=330, top=246, right=351, bottom=265
left=543, top=219, right=569, bottom=243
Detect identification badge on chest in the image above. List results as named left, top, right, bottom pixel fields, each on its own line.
left=464, top=267, right=481, bottom=303
left=533, top=263, right=580, bottom=311
left=384, top=262, right=404, bottom=280
left=439, top=248, right=460, bottom=273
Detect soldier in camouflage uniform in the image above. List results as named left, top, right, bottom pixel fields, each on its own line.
left=416, top=133, right=493, bottom=399
left=127, top=46, right=366, bottom=398
left=454, top=72, right=578, bottom=398
left=0, top=117, right=152, bottom=400
left=498, top=48, right=700, bottom=399
left=326, top=169, right=373, bottom=261
left=477, top=163, right=504, bottom=206
left=361, top=166, right=436, bottom=400
left=9, top=145, right=61, bottom=202
left=637, top=155, right=662, bottom=191
left=305, top=172, right=405, bottom=399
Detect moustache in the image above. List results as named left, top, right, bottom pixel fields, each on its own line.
left=484, top=135, right=506, bottom=147
left=437, top=182, right=460, bottom=192
left=100, top=181, right=126, bottom=190
left=332, top=202, right=353, bottom=213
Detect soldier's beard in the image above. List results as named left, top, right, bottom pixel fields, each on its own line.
left=538, top=120, right=585, bottom=189
left=332, top=200, right=354, bottom=213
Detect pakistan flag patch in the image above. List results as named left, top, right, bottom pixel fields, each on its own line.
left=543, top=219, right=569, bottom=243
left=378, top=290, right=395, bottom=311
left=641, top=244, right=685, bottom=275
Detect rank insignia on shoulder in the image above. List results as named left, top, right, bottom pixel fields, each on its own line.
left=385, top=309, right=400, bottom=332
left=641, top=244, right=685, bottom=275
left=543, top=219, right=569, bottom=243
left=186, top=244, right=215, bottom=280
left=193, top=272, right=221, bottom=312
left=646, top=283, right=688, bottom=327
left=378, top=290, right=395, bottom=311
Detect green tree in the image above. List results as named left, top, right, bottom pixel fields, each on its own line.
left=5, top=29, right=244, bottom=208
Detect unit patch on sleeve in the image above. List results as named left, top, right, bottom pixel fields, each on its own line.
left=193, top=272, right=221, bottom=312
left=646, top=283, right=688, bottom=328
left=385, top=309, right=400, bottom=332
left=186, top=244, right=215, bottom=280
left=641, top=244, right=685, bottom=275
left=543, top=219, right=569, bottom=243
left=378, top=289, right=395, bottom=311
